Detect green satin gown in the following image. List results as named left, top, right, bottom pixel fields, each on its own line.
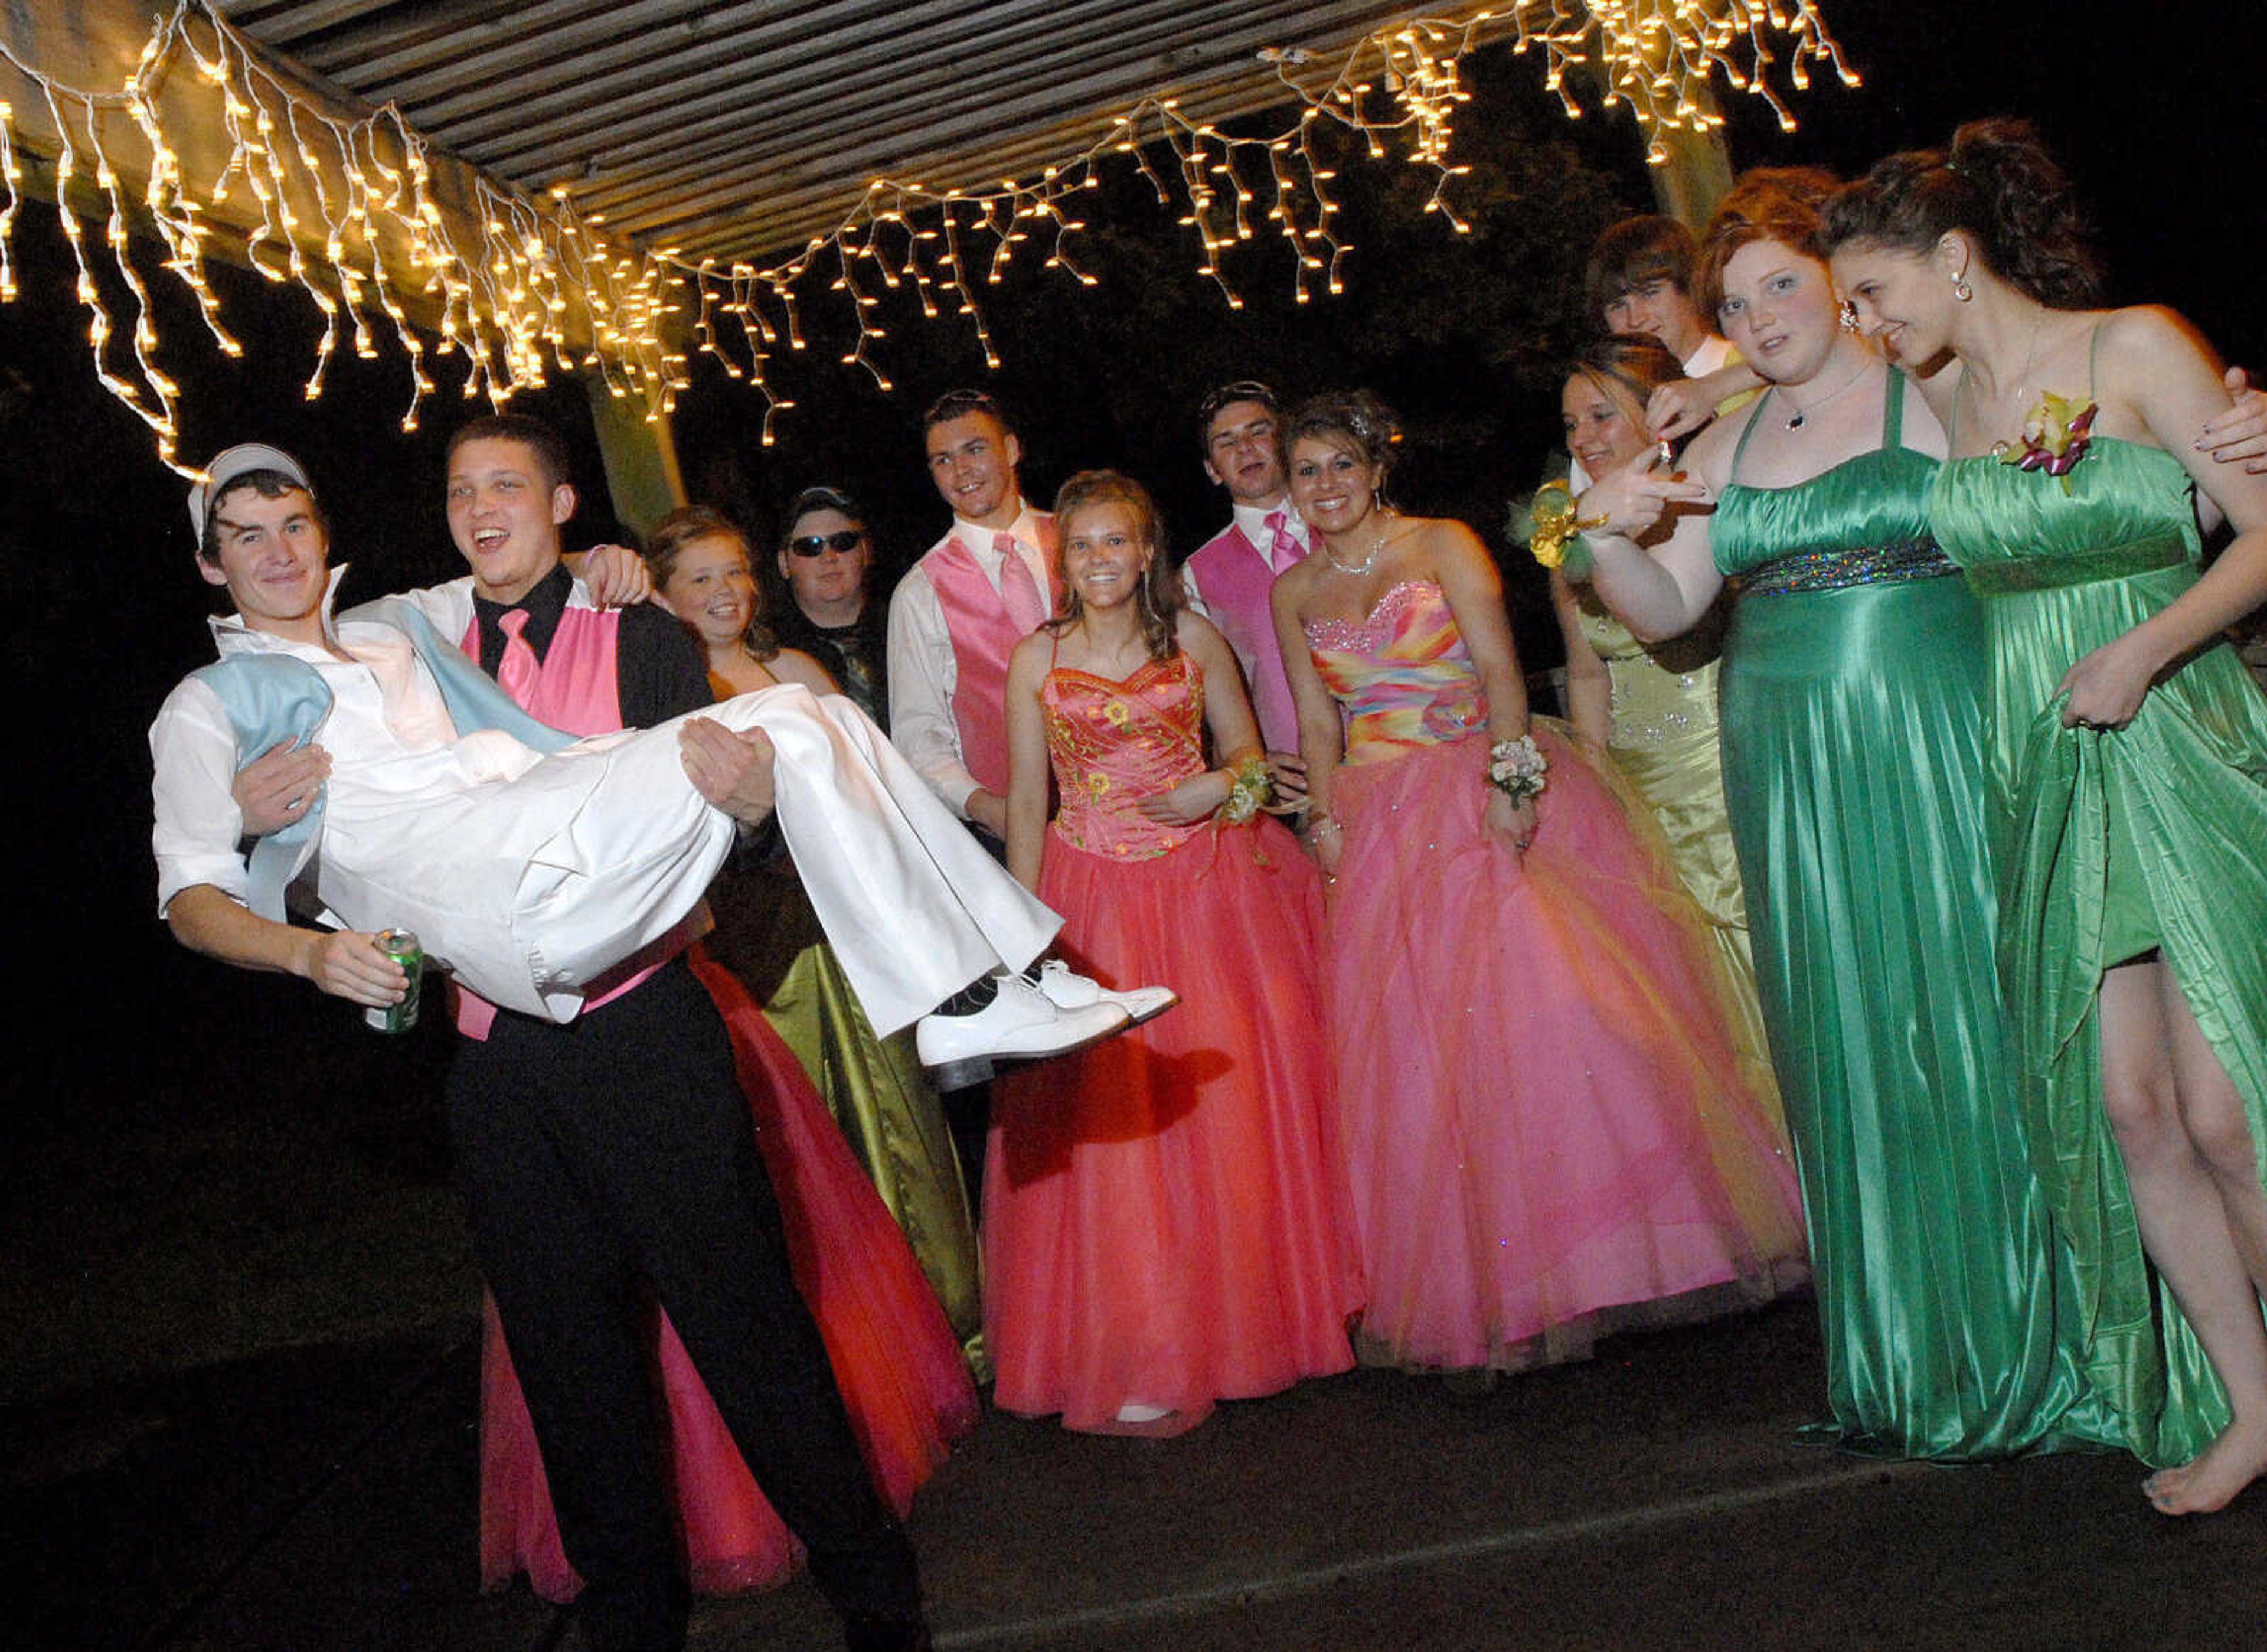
left=1931, top=430, right=2267, bottom=1467
left=703, top=851, right=989, bottom=1380
left=1572, top=592, right=1782, bottom=1136
left=1709, top=373, right=2118, bottom=1458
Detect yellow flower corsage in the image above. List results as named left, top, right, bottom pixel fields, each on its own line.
left=1220, top=755, right=1273, bottom=825
left=1524, top=481, right=1609, bottom=573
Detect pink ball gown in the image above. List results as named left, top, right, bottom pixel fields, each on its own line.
left=985, top=647, right=1363, bottom=1435
left=477, top=948, right=978, bottom=1600
left=1304, top=579, right=1807, bottom=1373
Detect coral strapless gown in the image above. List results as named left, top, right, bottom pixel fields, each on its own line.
left=985, top=649, right=1362, bottom=1435
left=1304, top=580, right=1807, bottom=1374
left=1932, top=430, right=2267, bottom=1466
left=478, top=952, right=977, bottom=1600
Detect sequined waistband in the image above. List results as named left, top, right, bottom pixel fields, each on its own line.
left=1737, top=538, right=1957, bottom=599
left=1960, top=536, right=2193, bottom=596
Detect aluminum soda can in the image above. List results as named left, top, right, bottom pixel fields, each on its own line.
left=365, top=928, right=424, bottom=1034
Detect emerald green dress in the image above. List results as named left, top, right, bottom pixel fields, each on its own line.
left=1930, top=429, right=2267, bottom=1467
left=1709, top=373, right=2116, bottom=1457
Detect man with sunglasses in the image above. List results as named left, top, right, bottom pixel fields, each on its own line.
left=887, top=388, right=1057, bottom=843
left=773, top=485, right=890, bottom=730
left=1183, top=381, right=1310, bottom=796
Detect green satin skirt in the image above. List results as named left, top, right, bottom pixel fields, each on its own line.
left=1718, top=573, right=2117, bottom=1458
left=704, top=857, right=988, bottom=1379
left=1980, top=563, right=2267, bottom=1467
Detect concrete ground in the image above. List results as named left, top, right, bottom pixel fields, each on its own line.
left=14, top=1297, right=2265, bottom=1651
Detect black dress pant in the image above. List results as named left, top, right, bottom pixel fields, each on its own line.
left=446, top=956, right=919, bottom=1649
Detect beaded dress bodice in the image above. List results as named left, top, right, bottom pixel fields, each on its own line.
left=1042, top=649, right=1208, bottom=860
left=1302, top=580, right=1488, bottom=766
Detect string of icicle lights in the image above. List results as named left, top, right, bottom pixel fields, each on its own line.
left=0, top=2, right=1854, bottom=474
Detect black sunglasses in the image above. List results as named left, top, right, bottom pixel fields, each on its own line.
left=787, top=529, right=867, bottom=557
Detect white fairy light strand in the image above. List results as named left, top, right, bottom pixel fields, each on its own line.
left=0, top=1, right=1852, bottom=471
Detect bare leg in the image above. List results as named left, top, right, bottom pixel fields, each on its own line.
left=2096, top=961, right=2267, bottom=1515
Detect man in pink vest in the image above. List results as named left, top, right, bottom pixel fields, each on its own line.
left=1180, top=380, right=1310, bottom=795
left=887, top=389, right=1059, bottom=844
left=363, top=416, right=935, bottom=1651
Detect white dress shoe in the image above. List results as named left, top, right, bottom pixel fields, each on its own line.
left=915, top=973, right=1130, bottom=1070
left=1030, top=958, right=1177, bottom=1027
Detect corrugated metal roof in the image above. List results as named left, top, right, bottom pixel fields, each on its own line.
left=211, top=1, right=1481, bottom=266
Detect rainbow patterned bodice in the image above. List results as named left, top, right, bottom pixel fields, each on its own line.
left=1043, top=649, right=1210, bottom=860
left=1302, top=580, right=1488, bottom=766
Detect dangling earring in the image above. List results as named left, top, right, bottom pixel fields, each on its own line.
left=1839, top=299, right=1861, bottom=334
left=1951, top=270, right=1974, bottom=302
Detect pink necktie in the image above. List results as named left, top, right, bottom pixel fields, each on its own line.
left=496, top=609, right=541, bottom=707
left=995, top=532, right=1048, bottom=632
left=1263, top=510, right=1304, bottom=573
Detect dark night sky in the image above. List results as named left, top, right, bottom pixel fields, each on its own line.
left=4, top=2, right=2261, bottom=1131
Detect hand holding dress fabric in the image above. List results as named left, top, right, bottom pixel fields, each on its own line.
left=2056, top=630, right=2164, bottom=730
left=680, top=717, right=776, bottom=825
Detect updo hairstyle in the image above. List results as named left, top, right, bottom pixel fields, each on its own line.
left=1691, top=168, right=1841, bottom=320
left=1564, top=333, right=1687, bottom=420
left=1282, top=390, right=1405, bottom=487
left=1819, top=117, right=2102, bottom=309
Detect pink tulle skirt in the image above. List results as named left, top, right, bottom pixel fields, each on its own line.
left=478, top=947, right=978, bottom=1601
left=986, top=817, right=1363, bottom=1435
left=1327, top=727, right=1807, bottom=1373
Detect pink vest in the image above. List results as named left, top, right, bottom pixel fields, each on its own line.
left=1185, top=522, right=1302, bottom=753
left=452, top=601, right=682, bottom=1037
left=923, top=518, right=1061, bottom=795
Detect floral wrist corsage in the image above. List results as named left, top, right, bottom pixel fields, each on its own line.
left=1521, top=481, right=1609, bottom=577
left=1220, top=754, right=1274, bottom=825
left=1488, top=734, right=1549, bottom=804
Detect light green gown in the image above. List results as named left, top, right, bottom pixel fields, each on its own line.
left=1930, top=431, right=2267, bottom=1467
left=1572, top=590, right=1782, bottom=1135
left=1707, top=373, right=2118, bottom=1458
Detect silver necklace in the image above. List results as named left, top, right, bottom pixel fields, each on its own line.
left=1780, top=357, right=1873, bottom=430
left=1324, top=518, right=1390, bottom=576
left=1955, top=306, right=2047, bottom=455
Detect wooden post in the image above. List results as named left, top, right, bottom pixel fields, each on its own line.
left=583, top=375, right=685, bottom=540
left=1647, top=120, right=1735, bottom=230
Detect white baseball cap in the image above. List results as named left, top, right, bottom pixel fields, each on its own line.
left=189, top=443, right=313, bottom=540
